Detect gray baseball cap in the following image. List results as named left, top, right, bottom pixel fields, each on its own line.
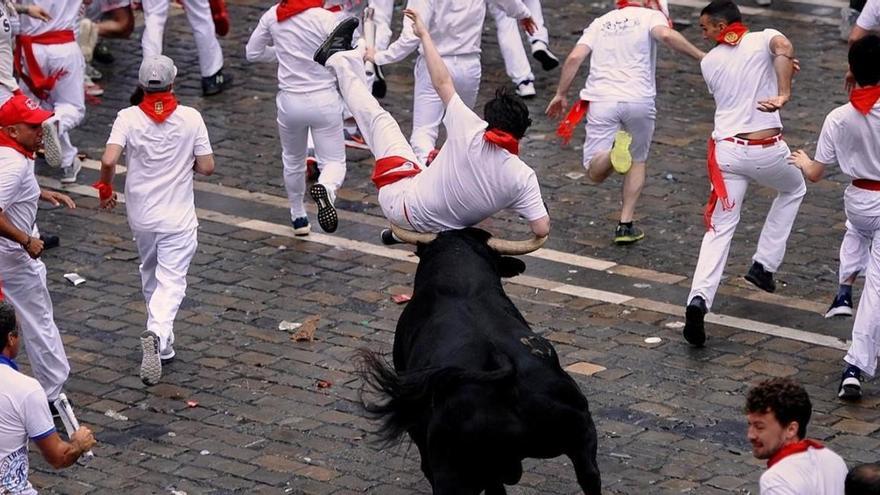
left=138, top=55, right=178, bottom=91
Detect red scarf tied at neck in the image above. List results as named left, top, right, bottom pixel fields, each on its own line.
left=0, top=131, right=34, bottom=159
left=139, top=91, right=179, bottom=124
left=850, top=85, right=880, bottom=115
left=484, top=129, right=520, bottom=155
left=277, top=0, right=324, bottom=21
left=716, top=22, right=749, bottom=46
left=767, top=439, right=824, bottom=468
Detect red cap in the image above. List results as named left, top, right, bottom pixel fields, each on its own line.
left=0, top=94, right=53, bottom=127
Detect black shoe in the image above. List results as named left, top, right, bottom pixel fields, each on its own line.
left=93, top=42, right=114, bottom=64
left=683, top=296, right=707, bottom=347
left=838, top=365, right=862, bottom=401
left=531, top=40, right=559, bottom=71
left=201, top=69, right=233, bottom=96
left=309, top=184, right=338, bottom=233
left=613, top=223, right=645, bottom=245
left=825, top=293, right=854, bottom=318
left=41, top=234, right=60, bottom=250
left=745, top=261, right=776, bottom=293
left=372, top=64, right=387, bottom=98
left=313, top=17, right=360, bottom=66
left=381, top=228, right=402, bottom=245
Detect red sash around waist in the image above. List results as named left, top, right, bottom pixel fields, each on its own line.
left=372, top=156, right=422, bottom=189
left=853, top=179, right=880, bottom=191
left=14, top=30, right=76, bottom=101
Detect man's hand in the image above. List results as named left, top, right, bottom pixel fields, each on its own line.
left=22, top=235, right=44, bottom=259
left=24, top=5, right=52, bottom=21
left=757, top=95, right=789, bottom=112
left=788, top=149, right=811, bottom=171
left=40, top=190, right=76, bottom=209
left=545, top=94, right=568, bottom=119
left=520, top=17, right=537, bottom=36
left=71, top=427, right=96, bottom=454
left=403, top=9, right=428, bottom=39
left=100, top=193, right=118, bottom=211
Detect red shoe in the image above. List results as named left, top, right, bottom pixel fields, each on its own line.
left=209, top=0, right=230, bottom=37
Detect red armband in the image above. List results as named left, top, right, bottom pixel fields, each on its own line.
left=92, top=181, right=113, bottom=201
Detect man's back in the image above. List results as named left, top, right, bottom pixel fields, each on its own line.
left=760, top=447, right=847, bottom=495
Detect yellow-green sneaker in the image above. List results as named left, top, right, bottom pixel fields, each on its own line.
left=614, top=223, right=645, bottom=245
left=610, top=131, right=633, bottom=175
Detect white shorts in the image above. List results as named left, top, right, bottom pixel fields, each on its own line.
left=582, top=100, right=656, bottom=166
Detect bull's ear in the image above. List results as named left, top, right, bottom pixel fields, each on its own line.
left=497, top=256, right=526, bottom=278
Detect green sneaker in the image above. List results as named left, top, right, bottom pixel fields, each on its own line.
left=614, top=223, right=645, bottom=245
left=610, top=131, right=633, bottom=174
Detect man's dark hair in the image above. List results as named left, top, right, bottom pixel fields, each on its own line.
left=847, top=463, right=880, bottom=495
left=745, top=378, right=812, bottom=439
left=483, top=88, right=532, bottom=140
left=0, top=301, right=17, bottom=350
left=700, top=0, right=743, bottom=24
left=849, top=35, right=880, bottom=87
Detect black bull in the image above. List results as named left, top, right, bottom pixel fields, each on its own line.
left=358, top=229, right=601, bottom=494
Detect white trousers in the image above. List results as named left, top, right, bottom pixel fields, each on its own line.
left=844, top=205, right=880, bottom=376
left=411, top=54, right=480, bottom=164
left=687, top=140, right=806, bottom=310
left=368, top=0, right=394, bottom=50
left=277, top=89, right=346, bottom=220
left=491, top=0, right=549, bottom=84
left=0, top=253, right=69, bottom=401
left=839, top=219, right=870, bottom=284
left=21, top=42, right=85, bottom=170
left=134, top=228, right=198, bottom=353
left=141, top=0, right=223, bottom=77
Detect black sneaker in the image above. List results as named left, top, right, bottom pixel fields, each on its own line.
left=745, top=261, right=776, bottom=293
left=41, top=234, right=60, bottom=250
left=292, top=216, right=310, bottom=236
left=825, top=293, right=854, bottom=318
left=93, top=42, right=114, bottom=64
left=372, top=64, right=387, bottom=99
left=201, top=69, right=233, bottom=96
left=530, top=40, right=559, bottom=71
left=614, top=223, right=645, bottom=245
left=838, top=365, right=862, bottom=401
left=313, top=17, right=360, bottom=66
left=309, top=184, right=338, bottom=233
left=683, top=296, right=707, bottom=347
left=380, top=228, right=402, bottom=245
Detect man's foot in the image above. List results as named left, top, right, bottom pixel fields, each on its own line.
left=202, top=69, right=232, bottom=96
left=381, top=228, right=402, bottom=245
left=160, top=345, right=175, bottom=364
left=41, top=118, right=63, bottom=168
left=344, top=127, right=369, bottom=150
left=609, top=131, right=633, bottom=174
left=745, top=261, right=776, bottom=293
left=86, top=64, right=103, bottom=81
left=515, top=79, right=536, bottom=99
left=825, top=293, right=854, bottom=318
left=60, top=160, right=82, bottom=184
left=41, top=234, right=59, bottom=250
left=84, top=74, right=104, bottom=97
left=306, top=148, right=320, bottom=181
left=838, top=365, right=862, bottom=401
left=531, top=40, right=559, bottom=71
left=292, top=216, right=310, bottom=236
left=93, top=42, right=114, bottom=64
left=140, top=330, right=162, bottom=386
left=372, top=64, right=387, bottom=98
left=310, top=184, right=338, bottom=233
left=313, top=17, right=360, bottom=66
left=840, top=7, right=860, bottom=41
left=683, top=296, right=707, bottom=347
left=614, top=223, right=644, bottom=245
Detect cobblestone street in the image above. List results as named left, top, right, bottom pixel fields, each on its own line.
left=17, top=0, right=880, bottom=493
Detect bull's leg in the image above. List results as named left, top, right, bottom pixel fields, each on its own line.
left=567, top=417, right=602, bottom=495
left=484, top=483, right=507, bottom=495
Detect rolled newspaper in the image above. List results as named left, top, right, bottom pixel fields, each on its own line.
left=364, top=7, right=377, bottom=78
left=53, top=393, right=94, bottom=462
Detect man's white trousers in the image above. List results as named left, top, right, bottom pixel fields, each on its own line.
left=141, top=0, right=223, bottom=77
left=843, top=189, right=880, bottom=376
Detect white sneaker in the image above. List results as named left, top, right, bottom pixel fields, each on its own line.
left=60, top=160, right=82, bottom=184
left=515, top=80, right=536, bottom=99
left=84, top=75, right=104, bottom=97
left=41, top=118, right=62, bottom=168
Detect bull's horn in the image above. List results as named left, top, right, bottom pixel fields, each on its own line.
left=390, top=223, right=437, bottom=245
left=487, top=235, right=548, bottom=255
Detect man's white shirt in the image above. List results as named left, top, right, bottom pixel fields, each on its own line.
left=577, top=6, right=668, bottom=103
left=107, top=105, right=212, bottom=233
left=18, top=0, right=82, bottom=34
left=856, top=0, right=880, bottom=31
left=0, top=148, right=38, bottom=257
left=701, top=29, right=785, bottom=139
left=245, top=6, right=340, bottom=94
left=404, top=94, right=547, bottom=232
left=759, top=447, right=847, bottom=495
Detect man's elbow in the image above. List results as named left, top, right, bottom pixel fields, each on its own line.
left=531, top=216, right=550, bottom=238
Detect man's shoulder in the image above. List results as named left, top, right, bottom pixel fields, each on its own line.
left=0, top=365, right=42, bottom=397
left=0, top=147, right=30, bottom=170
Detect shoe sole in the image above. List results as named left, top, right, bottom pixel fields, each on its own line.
left=838, top=384, right=862, bottom=401
left=314, top=17, right=359, bottom=66
left=614, top=233, right=645, bottom=245
left=140, top=331, right=162, bottom=386
left=683, top=305, right=706, bottom=347
left=310, top=184, right=338, bottom=233
left=744, top=274, right=775, bottom=293
left=42, top=121, right=63, bottom=168
left=610, top=131, right=633, bottom=174
left=825, top=306, right=854, bottom=318
left=293, top=223, right=310, bottom=236
left=533, top=50, right=559, bottom=71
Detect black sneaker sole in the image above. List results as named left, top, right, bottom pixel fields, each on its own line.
left=533, top=50, right=559, bottom=71
left=310, top=184, right=338, bottom=233
left=683, top=305, right=706, bottom=347
left=744, top=274, right=775, bottom=293
left=314, top=17, right=360, bottom=66
left=838, top=384, right=862, bottom=401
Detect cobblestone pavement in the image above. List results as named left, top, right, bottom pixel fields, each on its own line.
left=18, top=0, right=880, bottom=493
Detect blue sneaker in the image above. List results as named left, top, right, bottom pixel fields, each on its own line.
left=825, top=293, right=854, bottom=318
left=292, top=217, right=310, bottom=236
left=839, top=365, right=862, bottom=401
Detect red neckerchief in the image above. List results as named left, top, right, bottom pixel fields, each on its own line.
left=484, top=129, right=520, bottom=155
left=0, top=131, right=34, bottom=159
left=704, top=138, right=735, bottom=231
left=716, top=22, right=749, bottom=46
left=138, top=91, right=179, bottom=123
left=276, top=0, right=324, bottom=21
left=767, top=439, right=824, bottom=468
left=616, top=0, right=642, bottom=7
left=556, top=100, right=590, bottom=145
left=850, top=85, right=880, bottom=115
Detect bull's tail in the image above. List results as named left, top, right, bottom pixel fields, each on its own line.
left=354, top=348, right=515, bottom=446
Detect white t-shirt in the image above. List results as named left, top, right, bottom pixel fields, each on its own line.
left=18, top=0, right=82, bottom=34
left=0, top=3, right=17, bottom=97
left=759, top=446, right=847, bottom=495
left=404, top=94, right=547, bottom=232
left=856, top=0, right=880, bottom=31
left=107, top=105, right=212, bottom=233
left=0, top=147, right=38, bottom=256
left=701, top=29, right=785, bottom=139
left=577, top=7, right=668, bottom=103
left=245, top=6, right=340, bottom=94
left=0, top=362, right=56, bottom=495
